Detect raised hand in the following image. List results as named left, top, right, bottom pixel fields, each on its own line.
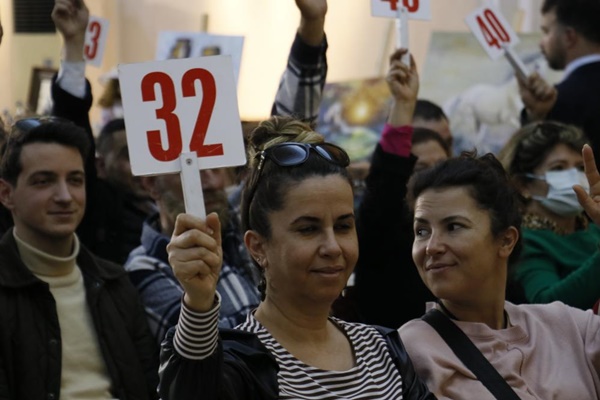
left=52, top=0, right=89, bottom=62
left=52, top=0, right=89, bottom=41
left=574, top=144, right=600, bottom=225
left=517, top=72, right=557, bottom=121
left=167, top=213, right=223, bottom=312
left=295, top=0, right=327, bottom=20
left=386, top=48, right=419, bottom=126
left=296, top=0, right=327, bottom=46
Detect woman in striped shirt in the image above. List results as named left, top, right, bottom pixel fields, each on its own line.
left=158, top=113, right=434, bottom=398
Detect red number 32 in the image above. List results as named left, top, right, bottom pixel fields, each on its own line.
left=141, top=69, right=223, bottom=162
left=382, top=0, right=420, bottom=12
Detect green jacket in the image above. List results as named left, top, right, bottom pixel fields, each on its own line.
left=515, top=223, right=600, bottom=309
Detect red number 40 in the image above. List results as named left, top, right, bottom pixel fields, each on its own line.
left=141, top=69, right=223, bottom=162
left=476, top=8, right=510, bottom=49
left=382, top=0, right=420, bottom=12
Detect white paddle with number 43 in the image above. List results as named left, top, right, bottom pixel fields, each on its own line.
left=465, top=5, right=529, bottom=80
left=371, top=0, right=431, bottom=66
left=371, top=0, right=431, bottom=20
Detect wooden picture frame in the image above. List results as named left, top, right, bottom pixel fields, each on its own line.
left=27, top=66, right=57, bottom=115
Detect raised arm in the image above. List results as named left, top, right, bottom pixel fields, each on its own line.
left=52, top=0, right=88, bottom=62
left=271, top=0, right=328, bottom=122
left=353, top=49, right=432, bottom=328
left=51, top=0, right=99, bottom=248
left=51, top=0, right=93, bottom=131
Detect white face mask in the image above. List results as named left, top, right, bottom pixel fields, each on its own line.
left=527, top=168, right=589, bottom=217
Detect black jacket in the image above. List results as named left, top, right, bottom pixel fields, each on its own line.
left=353, top=145, right=434, bottom=328
left=158, top=324, right=435, bottom=400
left=521, top=61, right=600, bottom=164
left=0, top=230, right=159, bottom=399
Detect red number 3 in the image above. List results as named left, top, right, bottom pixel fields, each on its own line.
left=84, top=21, right=101, bottom=59
left=382, top=0, right=420, bottom=12
left=141, top=69, right=223, bottom=162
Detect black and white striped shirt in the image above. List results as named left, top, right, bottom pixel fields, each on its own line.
left=174, top=297, right=404, bottom=399
left=239, top=313, right=404, bottom=399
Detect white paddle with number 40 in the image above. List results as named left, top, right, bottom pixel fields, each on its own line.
left=465, top=5, right=529, bottom=80
left=118, top=56, right=246, bottom=218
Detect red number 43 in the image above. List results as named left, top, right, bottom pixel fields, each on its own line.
left=382, top=0, right=420, bottom=12
left=141, top=69, right=224, bottom=162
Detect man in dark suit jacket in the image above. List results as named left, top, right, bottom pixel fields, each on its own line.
left=519, top=0, right=600, bottom=160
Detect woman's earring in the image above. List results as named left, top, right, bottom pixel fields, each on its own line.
left=257, top=277, right=267, bottom=301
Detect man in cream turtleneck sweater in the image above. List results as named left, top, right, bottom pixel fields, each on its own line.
left=0, top=118, right=158, bottom=396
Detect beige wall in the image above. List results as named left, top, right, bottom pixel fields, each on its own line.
left=0, top=1, right=13, bottom=116
left=0, top=0, right=542, bottom=126
left=0, top=1, right=61, bottom=119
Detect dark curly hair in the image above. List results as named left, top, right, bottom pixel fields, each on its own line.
left=407, top=151, right=522, bottom=266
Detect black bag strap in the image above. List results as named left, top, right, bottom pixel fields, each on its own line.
left=422, top=309, right=521, bottom=400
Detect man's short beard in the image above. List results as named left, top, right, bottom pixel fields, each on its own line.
left=204, top=190, right=231, bottom=229
left=544, top=43, right=567, bottom=71
left=163, top=189, right=231, bottom=231
left=547, top=55, right=566, bottom=70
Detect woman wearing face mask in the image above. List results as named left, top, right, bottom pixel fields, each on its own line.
left=498, top=121, right=600, bottom=309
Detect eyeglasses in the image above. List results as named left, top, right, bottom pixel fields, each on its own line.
left=12, top=116, right=74, bottom=136
left=246, top=142, right=350, bottom=222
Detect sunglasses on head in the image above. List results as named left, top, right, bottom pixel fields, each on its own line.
left=246, top=142, right=350, bottom=218
left=12, top=117, right=74, bottom=136
left=256, top=142, right=350, bottom=171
